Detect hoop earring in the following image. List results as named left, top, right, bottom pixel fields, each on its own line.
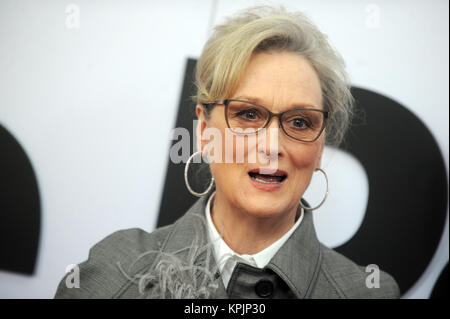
left=184, top=151, right=215, bottom=197
left=299, top=168, right=329, bottom=211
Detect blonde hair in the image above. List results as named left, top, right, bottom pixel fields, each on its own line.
left=195, top=6, right=354, bottom=146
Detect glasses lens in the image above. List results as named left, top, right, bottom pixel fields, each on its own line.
left=281, top=109, right=325, bottom=141
left=226, top=100, right=269, bottom=133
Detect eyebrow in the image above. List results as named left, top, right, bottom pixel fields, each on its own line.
left=232, top=95, right=322, bottom=110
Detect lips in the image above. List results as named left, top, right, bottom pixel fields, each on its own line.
left=248, top=169, right=288, bottom=184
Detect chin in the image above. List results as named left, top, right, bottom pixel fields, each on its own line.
left=237, top=193, right=291, bottom=218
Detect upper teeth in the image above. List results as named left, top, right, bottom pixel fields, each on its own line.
left=250, top=174, right=284, bottom=183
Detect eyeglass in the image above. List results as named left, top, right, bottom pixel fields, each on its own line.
left=202, top=99, right=329, bottom=142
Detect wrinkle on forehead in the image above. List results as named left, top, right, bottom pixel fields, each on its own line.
left=231, top=51, right=323, bottom=113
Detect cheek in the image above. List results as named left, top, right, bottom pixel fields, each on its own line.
left=288, top=142, right=322, bottom=170
left=208, top=130, right=255, bottom=197
left=206, top=117, right=246, bottom=185
left=286, top=142, right=323, bottom=198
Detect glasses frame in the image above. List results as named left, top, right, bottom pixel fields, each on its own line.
left=203, top=99, right=329, bottom=142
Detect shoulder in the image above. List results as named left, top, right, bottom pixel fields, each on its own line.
left=89, top=225, right=173, bottom=261
left=314, top=244, right=400, bottom=299
left=54, top=225, right=174, bottom=299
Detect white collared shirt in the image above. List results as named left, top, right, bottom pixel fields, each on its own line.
left=205, top=191, right=304, bottom=288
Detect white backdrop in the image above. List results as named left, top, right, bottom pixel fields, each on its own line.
left=0, top=0, right=448, bottom=298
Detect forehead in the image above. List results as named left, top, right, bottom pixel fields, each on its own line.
left=232, top=51, right=323, bottom=110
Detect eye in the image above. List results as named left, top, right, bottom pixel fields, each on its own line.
left=290, top=117, right=311, bottom=129
left=236, top=108, right=261, bottom=121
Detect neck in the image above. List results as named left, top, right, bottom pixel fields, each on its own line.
left=210, top=189, right=299, bottom=255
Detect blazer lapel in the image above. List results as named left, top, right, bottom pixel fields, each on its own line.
left=266, top=205, right=322, bottom=298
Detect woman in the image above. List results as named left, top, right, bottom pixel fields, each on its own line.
left=55, top=6, right=399, bottom=299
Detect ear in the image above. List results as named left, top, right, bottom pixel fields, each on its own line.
left=195, top=104, right=208, bottom=154
left=315, top=139, right=325, bottom=169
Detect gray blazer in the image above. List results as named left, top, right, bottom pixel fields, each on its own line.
left=54, top=196, right=400, bottom=299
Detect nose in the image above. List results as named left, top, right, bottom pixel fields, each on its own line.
left=258, top=116, right=282, bottom=161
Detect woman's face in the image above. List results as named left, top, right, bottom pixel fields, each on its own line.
left=196, top=51, right=325, bottom=218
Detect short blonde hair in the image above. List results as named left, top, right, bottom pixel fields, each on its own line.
left=195, top=6, right=354, bottom=146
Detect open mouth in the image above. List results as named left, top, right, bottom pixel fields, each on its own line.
left=248, top=170, right=287, bottom=184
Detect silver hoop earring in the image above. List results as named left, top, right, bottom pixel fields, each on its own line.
left=299, top=168, right=329, bottom=211
left=184, top=151, right=215, bottom=197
